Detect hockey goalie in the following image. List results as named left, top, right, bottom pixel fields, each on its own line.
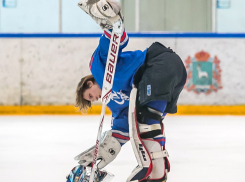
left=66, top=0, right=187, bottom=181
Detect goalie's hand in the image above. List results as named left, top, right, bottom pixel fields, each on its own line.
left=74, top=130, right=121, bottom=169
left=78, top=0, right=123, bottom=30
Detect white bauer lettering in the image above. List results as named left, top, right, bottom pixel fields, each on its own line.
left=106, top=34, right=119, bottom=84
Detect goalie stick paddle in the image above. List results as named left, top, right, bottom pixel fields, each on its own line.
left=89, top=16, right=123, bottom=182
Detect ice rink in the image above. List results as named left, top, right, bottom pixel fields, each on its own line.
left=1, top=115, right=245, bottom=182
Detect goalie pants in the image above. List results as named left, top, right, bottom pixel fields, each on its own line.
left=134, top=42, right=187, bottom=114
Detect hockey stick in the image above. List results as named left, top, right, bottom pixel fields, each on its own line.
left=89, top=16, right=123, bottom=182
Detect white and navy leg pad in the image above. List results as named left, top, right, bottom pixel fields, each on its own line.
left=127, top=88, right=169, bottom=182
left=127, top=88, right=152, bottom=182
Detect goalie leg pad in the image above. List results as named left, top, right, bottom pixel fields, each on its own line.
left=127, top=88, right=169, bottom=182
left=74, top=130, right=121, bottom=169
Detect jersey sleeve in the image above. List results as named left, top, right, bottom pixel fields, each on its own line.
left=96, top=28, right=129, bottom=65
left=110, top=106, right=130, bottom=146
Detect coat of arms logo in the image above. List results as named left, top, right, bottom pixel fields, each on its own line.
left=185, top=51, right=222, bottom=94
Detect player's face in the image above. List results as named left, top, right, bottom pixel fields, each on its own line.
left=83, top=81, right=102, bottom=102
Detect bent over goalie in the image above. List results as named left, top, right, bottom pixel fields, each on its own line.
left=66, top=0, right=187, bottom=181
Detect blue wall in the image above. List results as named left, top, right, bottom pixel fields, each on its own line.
left=62, top=0, right=102, bottom=33
left=0, top=0, right=244, bottom=33
left=0, top=0, right=59, bottom=32
left=0, top=0, right=103, bottom=33
left=217, top=0, right=245, bottom=32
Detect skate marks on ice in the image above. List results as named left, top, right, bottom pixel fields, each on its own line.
left=0, top=115, right=245, bottom=182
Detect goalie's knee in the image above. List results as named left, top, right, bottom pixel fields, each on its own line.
left=137, top=105, right=165, bottom=139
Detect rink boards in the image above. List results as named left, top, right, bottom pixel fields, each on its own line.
left=0, top=33, right=245, bottom=114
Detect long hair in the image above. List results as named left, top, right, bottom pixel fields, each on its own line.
left=75, top=74, right=95, bottom=113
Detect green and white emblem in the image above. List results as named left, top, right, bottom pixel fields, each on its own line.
left=185, top=51, right=222, bottom=94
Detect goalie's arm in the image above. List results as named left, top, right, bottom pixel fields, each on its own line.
left=96, top=29, right=129, bottom=65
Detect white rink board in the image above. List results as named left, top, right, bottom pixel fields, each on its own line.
left=0, top=37, right=245, bottom=105
left=176, top=38, right=245, bottom=105
left=0, top=39, right=21, bottom=105
left=0, top=115, right=245, bottom=182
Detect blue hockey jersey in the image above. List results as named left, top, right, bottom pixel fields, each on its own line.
left=89, top=29, right=147, bottom=145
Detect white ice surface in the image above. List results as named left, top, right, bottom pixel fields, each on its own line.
left=0, top=115, right=245, bottom=182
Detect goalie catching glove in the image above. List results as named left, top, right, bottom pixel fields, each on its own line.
left=78, top=0, right=123, bottom=30
left=74, top=130, right=121, bottom=169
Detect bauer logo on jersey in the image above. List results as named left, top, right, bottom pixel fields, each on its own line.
left=185, top=51, right=222, bottom=95
left=147, top=85, right=151, bottom=96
